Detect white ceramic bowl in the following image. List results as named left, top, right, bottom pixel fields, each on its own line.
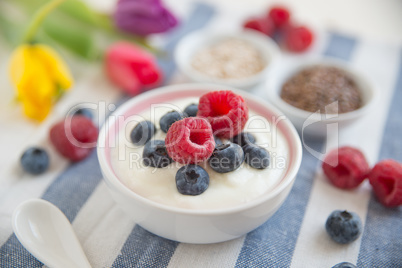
left=174, top=29, right=280, bottom=90
left=97, top=83, right=302, bottom=244
left=266, top=57, right=377, bottom=137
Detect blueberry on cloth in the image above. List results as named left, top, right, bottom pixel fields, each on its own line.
left=176, top=165, right=209, bottom=195
left=130, top=120, right=156, bottom=146
left=231, top=132, right=256, bottom=147
left=73, top=108, right=93, bottom=120
left=325, top=210, right=362, bottom=244
left=184, top=103, right=198, bottom=117
left=332, top=262, right=357, bottom=268
left=243, top=143, right=270, bottom=169
left=143, top=140, right=173, bottom=168
left=20, top=147, right=49, bottom=175
left=209, top=143, right=244, bottom=173
left=160, top=111, right=184, bottom=133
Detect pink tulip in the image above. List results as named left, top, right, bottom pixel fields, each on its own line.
left=105, top=42, right=163, bottom=95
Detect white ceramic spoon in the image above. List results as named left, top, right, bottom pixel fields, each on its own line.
left=12, top=199, right=92, bottom=268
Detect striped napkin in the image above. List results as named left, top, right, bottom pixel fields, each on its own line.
left=0, top=2, right=401, bottom=267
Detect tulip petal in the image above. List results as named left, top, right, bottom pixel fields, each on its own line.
left=114, top=0, right=178, bottom=36
left=105, top=42, right=162, bottom=95
left=18, top=52, right=55, bottom=121
left=115, top=15, right=173, bottom=35
left=105, top=46, right=142, bottom=95
left=21, top=96, right=52, bottom=121
left=9, top=45, right=27, bottom=87
left=116, top=1, right=163, bottom=17
left=34, top=44, right=74, bottom=90
left=10, top=45, right=55, bottom=99
left=8, top=44, right=74, bottom=121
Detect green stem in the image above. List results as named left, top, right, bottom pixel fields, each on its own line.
left=22, top=0, right=65, bottom=43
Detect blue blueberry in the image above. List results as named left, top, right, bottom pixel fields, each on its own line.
left=332, top=262, right=357, bottom=268
left=73, top=108, right=93, bottom=120
left=243, top=143, right=270, bottom=169
left=184, top=103, right=198, bottom=117
left=176, top=165, right=209, bottom=195
left=142, top=140, right=173, bottom=168
left=130, top=120, right=156, bottom=146
left=325, top=210, right=362, bottom=244
left=160, top=111, right=184, bottom=133
left=214, top=136, right=223, bottom=147
left=231, top=132, right=256, bottom=147
left=209, top=143, right=244, bottom=173
left=20, top=147, right=49, bottom=175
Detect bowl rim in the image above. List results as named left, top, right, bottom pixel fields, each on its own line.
left=174, top=29, right=281, bottom=88
left=266, top=56, right=378, bottom=122
left=97, top=83, right=302, bottom=216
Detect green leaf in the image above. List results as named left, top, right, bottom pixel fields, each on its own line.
left=0, top=12, right=21, bottom=46
left=58, top=0, right=99, bottom=26
left=41, top=14, right=98, bottom=60
left=6, top=0, right=97, bottom=25
left=0, top=2, right=28, bottom=46
left=4, top=0, right=47, bottom=12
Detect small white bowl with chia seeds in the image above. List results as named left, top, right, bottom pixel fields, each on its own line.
left=266, top=57, right=378, bottom=138
left=174, top=29, right=281, bottom=90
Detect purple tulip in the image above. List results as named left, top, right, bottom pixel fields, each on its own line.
left=114, top=0, right=178, bottom=36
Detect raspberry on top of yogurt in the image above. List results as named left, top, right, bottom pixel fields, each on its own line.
left=165, top=117, right=215, bottom=164
left=197, top=90, right=249, bottom=139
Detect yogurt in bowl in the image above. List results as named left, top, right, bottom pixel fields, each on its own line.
left=97, top=83, right=302, bottom=243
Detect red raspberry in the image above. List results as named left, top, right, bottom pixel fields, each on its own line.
left=284, top=25, right=314, bottom=52
left=50, top=116, right=98, bottom=162
left=322, top=146, right=370, bottom=189
left=267, top=6, right=291, bottom=28
left=243, top=17, right=275, bottom=37
left=197, top=91, right=248, bottom=139
left=165, top=117, right=215, bottom=164
left=369, top=160, right=402, bottom=207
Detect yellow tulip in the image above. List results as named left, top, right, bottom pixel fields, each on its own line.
left=9, top=44, right=73, bottom=121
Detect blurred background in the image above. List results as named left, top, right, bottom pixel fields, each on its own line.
left=87, top=0, right=402, bottom=44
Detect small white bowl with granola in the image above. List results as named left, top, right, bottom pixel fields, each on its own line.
left=174, top=30, right=280, bottom=90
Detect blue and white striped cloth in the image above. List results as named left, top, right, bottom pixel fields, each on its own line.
left=1, top=2, right=401, bottom=267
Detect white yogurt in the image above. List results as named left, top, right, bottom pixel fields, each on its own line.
left=111, top=97, right=289, bottom=210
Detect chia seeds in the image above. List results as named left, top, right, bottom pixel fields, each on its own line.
left=280, top=66, right=362, bottom=114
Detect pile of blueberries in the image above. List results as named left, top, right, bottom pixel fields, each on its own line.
left=130, top=103, right=271, bottom=196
